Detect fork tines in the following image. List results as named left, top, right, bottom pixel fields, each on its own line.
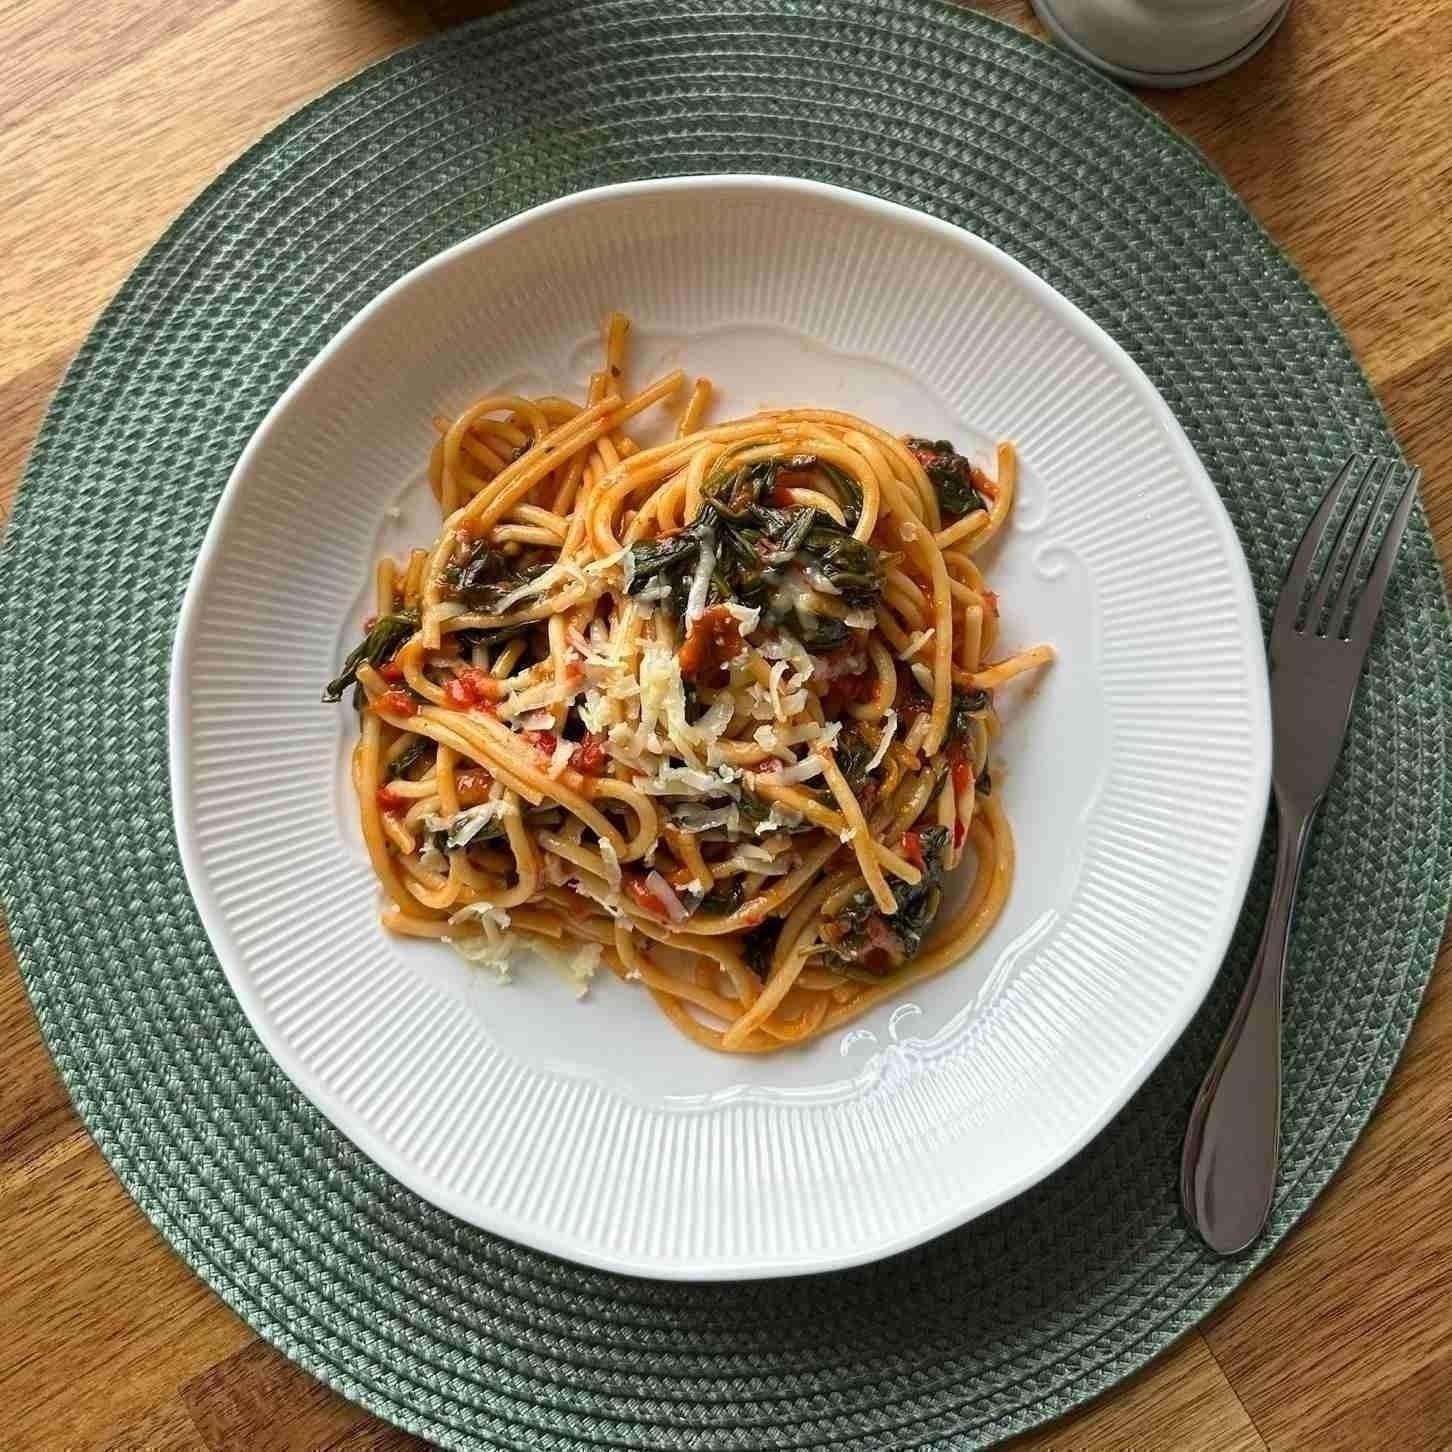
left=1279, top=456, right=1422, bottom=645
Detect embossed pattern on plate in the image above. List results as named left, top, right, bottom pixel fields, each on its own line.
left=170, top=178, right=1271, bottom=1278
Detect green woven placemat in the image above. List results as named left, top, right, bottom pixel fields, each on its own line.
left=3, top=2, right=1449, bottom=1446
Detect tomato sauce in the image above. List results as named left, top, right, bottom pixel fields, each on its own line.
left=677, top=605, right=744, bottom=690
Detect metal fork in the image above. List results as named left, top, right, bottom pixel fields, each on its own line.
left=1180, top=455, right=1422, bottom=1255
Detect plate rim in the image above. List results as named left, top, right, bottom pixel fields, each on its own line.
left=169, top=173, right=1273, bottom=1279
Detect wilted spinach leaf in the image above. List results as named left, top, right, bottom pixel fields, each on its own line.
left=906, top=438, right=987, bottom=518
left=447, top=541, right=550, bottom=612
left=454, top=620, right=536, bottom=652
left=820, top=825, right=951, bottom=982
left=742, top=919, right=782, bottom=979
left=387, top=737, right=431, bottom=780
left=834, top=727, right=876, bottom=792
left=323, top=610, right=418, bottom=704
left=627, top=458, right=886, bottom=657
left=698, top=875, right=745, bottom=916
left=945, top=685, right=990, bottom=748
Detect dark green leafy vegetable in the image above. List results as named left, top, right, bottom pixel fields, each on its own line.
left=833, top=726, right=876, bottom=793
left=625, top=458, right=886, bottom=644
left=798, top=522, right=883, bottom=607
left=430, top=803, right=559, bottom=854
left=323, top=610, right=419, bottom=704
left=906, top=437, right=987, bottom=518
left=430, top=814, right=509, bottom=854
left=818, top=460, right=864, bottom=529
left=945, top=685, right=990, bottom=748
left=387, top=737, right=431, bottom=780
left=820, top=825, right=951, bottom=982
left=735, top=792, right=770, bottom=829
left=454, top=620, right=536, bottom=652
left=776, top=454, right=863, bottom=529
left=742, top=920, right=782, bottom=979
left=626, top=524, right=711, bottom=617
left=698, top=876, right=746, bottom=916
left=788, top=609, right=851, bottom=652
left=447, top=541, right=550, bottom=612
left=753, top=506, right=817, bottom=568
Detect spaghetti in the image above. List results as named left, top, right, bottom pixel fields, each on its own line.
left=326, top=314, right=1053, bottom=1054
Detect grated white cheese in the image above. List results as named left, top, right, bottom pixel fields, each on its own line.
left=753, top=724, right=789, bottom=760
left=910, top=662, right=935, bottom=695
left=768, top=659, right=791, bottom=722
left=642, top=646, right=704, bottom=767
left=746, top=683, right=776, bottom=721
left=501, top=675, right=581, bottom=719
left=670, top=803, right=738, bottom=832
left=447, top=902, right=514, bottom=981
left=757, top=803, right=805, bottom=834
left=638, top=763, right=741, bottom=797
left=598, top=837, right=622, bottom=894
left=449, top=901, right=513, bottom=930
left=424, top=799, right=513, bottom=848
left=567, top=626, right=613, bottom=668
left=451, top=937, right=513, bottom=982
left=578, top=688, right=611, bottom=735
left=720, top=600, right=762, bottom=635
left=898, top=628, right=935, bottom=661
left=773, top=754, right=825, bottom=786
left=754, top=719, right=838, bottom=756
left=684, top=527, right=716, bottom=624
left=759, top=632, right=814, bottom=671
left=491, top=560, right=568, bottom=614
left=694, top=695, right=736, bottom=741
left=546, top=736, right=575, bottom=779
left=865, top=710, right=898, bottom=773
left=718, top=854, right=791, bottom=877
left=645, top=870, right=689, bottom=924
left=561, top=941, right=601, bottom=998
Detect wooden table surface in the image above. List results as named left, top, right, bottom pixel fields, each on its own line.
left=3, top=0, right=1450, bottom=1447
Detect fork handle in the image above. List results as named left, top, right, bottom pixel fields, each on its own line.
left=1180, top=801, right=1312, bottom=1254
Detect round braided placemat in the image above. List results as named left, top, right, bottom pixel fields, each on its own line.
left=2, top=1, right=1449, bottom=1446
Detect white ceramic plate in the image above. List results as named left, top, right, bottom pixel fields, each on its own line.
left=171, top=177, right=1270, bottom=1280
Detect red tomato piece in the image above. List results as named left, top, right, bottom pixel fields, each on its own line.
left=569, top=733, right=609, bottom=776
left=624, top=874, right=666, bottom=917
left=375, top=689, right=417, bottom=718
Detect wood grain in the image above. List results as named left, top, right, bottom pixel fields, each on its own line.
left=1, top=0, right=1449, bottom=1447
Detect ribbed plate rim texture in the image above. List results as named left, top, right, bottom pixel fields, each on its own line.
left=169, top=172, right=1272, bottom=1278
left=2, top=0, right=1449, bottom=1446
